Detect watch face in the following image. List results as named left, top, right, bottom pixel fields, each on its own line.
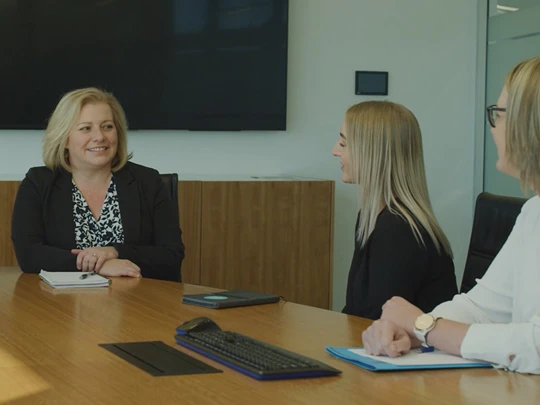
left=415, top=314, right=434, bottom=331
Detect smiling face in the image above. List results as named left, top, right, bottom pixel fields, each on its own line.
left=332, top=120, right=353, bottom=183
left=65, top=102, right=118, bottom=171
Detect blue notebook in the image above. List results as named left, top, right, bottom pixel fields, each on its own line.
left=326, top=347, right=492, bottom=372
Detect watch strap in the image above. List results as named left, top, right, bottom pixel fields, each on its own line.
left=424, top=317, right=442, bottom=347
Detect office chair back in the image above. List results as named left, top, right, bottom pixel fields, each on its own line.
left=160, top=173, right=179, bottom=223
left=460, top=192, right=527, bottom=293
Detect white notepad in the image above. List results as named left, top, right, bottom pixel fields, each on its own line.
left=39, top=270, right=111, bottom=289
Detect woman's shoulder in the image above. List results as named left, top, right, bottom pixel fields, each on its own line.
left=371, top=208, right=436, bottom=250
left=118, top=162, right=163, bottom=186
left=521, top=195, right=540, bottom=215
left=375, top=207, right=412, bottom=231
left=18, top=166, right=70, bottom=197
left=118, top=162, right=164, bottom=194
left=25, top=165, right=52, bottom=176
left=23, top=166, right=56, bottom=185
left=122, top=161, right=160, bottom=178
left=517, top=195, right=540, bottom=234
left=369, top=209, right=416, bottom=243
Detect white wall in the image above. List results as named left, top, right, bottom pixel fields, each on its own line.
left=0, top=0, right=480, bottom=311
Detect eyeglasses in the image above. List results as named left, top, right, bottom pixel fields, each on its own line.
left=486, top=104, right=506, bottom=128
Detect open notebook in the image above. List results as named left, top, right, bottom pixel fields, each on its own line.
left=39, top=270, right=111, bottom=289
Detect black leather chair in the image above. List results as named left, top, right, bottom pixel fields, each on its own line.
left=160, top=173, right=179, bottom=223
left=460, top=192, right=527, bottom=293
left=159, top=173, right=181, bottom=282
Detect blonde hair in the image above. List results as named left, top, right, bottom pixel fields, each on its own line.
left=345, top=101, right=452, bottom=257
left=43, top=87, right=131, bottom=172
left=504, top=57, right=540, bottom=194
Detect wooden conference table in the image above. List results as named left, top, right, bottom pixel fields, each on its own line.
left=0, top=267, right=537, bottom=405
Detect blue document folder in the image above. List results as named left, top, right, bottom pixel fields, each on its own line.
left=326, top=347, right=492, bottom=372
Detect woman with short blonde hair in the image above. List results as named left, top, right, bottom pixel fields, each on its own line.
left=333, top=100, right=456, bottom=320
left=43, top=87, right=130, bottom=172
left=12, top=87, right=184, bottom=281
left=504, top=57, right=540, bottom=193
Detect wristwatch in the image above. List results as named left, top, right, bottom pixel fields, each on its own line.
left=413, top=314, right=441, bottom=347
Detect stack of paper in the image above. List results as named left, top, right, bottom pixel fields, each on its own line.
left=39, top=270, right=111, bottom=289
left=326, top=347, right=491, bottom=371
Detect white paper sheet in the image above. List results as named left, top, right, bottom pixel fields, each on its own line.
left=348, top=348, right=482, bottom=366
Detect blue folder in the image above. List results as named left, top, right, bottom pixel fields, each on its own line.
left=326, top=347, right=492, bottom=372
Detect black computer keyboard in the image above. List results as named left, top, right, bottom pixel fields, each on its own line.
left=175, top=330, right=342, bottom=380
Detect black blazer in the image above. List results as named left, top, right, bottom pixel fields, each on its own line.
left=343, top=208, right=457, bottom=320
left=11, top=162, right=185, bottom=282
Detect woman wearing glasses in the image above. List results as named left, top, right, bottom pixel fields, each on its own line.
left=361, top=57, right=540, bottom=374
left=332, top=101, right=457, bottom=320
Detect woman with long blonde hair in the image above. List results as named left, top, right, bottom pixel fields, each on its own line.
left=362, top=57, right=540, bottom=374
left=332, top=101, right=456, bottom=320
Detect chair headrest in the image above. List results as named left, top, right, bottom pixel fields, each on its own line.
left=469, top=192, right=526, bottom=256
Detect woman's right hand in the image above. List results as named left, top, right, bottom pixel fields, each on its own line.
left=362, top=319, right=412, bottom=357
left=98, top=259, right=141, bottom=278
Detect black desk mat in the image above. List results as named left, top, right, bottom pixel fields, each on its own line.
left=100, top=341, right=222, bottom=376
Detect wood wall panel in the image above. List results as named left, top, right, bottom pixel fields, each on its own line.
left=0, top=181, right=20, bottom=266
left=296, top=181, right=334, bottom=308
left=327, top=182, right=335, bottom=306
left=200, top=181, right=334, bottom=309
left=177, top=181, right=201, bottom=284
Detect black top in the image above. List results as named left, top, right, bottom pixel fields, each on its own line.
left=343, top=208, right=457, bottom=320
left=11, top=162, right=185, bottom=282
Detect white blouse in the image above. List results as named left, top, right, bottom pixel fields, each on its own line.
left=431, top=195, right=540, bottom=374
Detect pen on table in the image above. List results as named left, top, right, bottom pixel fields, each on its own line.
left=80, top=271, right=97, bottom=280
left=420, top=346, right=435, bottom=353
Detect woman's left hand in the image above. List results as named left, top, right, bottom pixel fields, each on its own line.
left=381, top=296, right=423, bottom=336
left=71, top=247, right=119, bottom=272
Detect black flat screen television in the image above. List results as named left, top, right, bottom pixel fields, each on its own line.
left=0, top=0, right=289, bottom=130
